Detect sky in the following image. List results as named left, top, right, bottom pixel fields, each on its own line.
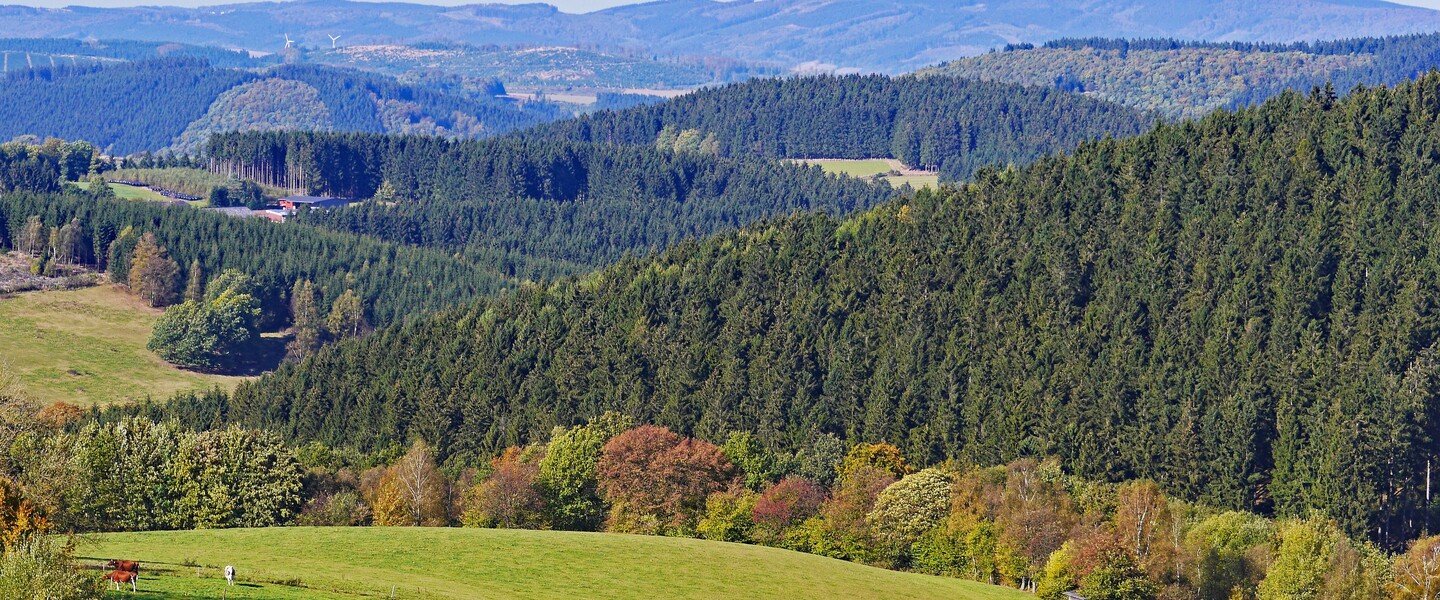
left=2, top=0, right=651, bottom=9
left=3, top=0, right=1440, bottom=12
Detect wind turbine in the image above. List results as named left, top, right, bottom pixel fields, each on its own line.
left=328, top=34, right=341, bottom=49
left=283, top=34, right=294, bottom=49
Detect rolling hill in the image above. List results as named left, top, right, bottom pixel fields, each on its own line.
left=2, top=0, right=1439, bottom=74
left=0, top=57, right=564, bottom=155
left=82, top=527, right=1029, bottom=599
left=170, top=70, right=1440, bottom=548
left=311, top=43, right=773, bottom=93
left=923, top=33, right=1440, bottom=120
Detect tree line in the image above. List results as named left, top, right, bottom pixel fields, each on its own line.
left=521, top=73, right=1154, bottom=180
left=150, top=73, right=1440, bottom=551
left=206, top=130, right=894, bottom=269
left=20, top=400, right=1440, bottom=599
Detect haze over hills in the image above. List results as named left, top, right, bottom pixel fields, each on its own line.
left=3, top=0, right=1440, bottom=73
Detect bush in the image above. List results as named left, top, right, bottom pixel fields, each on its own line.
left=867, top=468, right=954, bottom=552
left=0, top=535, right=103, bottom=600
left=752, top=476, right=826, bottom=535
left=697, top=487, right=757, bottom=543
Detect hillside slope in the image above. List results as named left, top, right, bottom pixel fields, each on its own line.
left=925, top=34, right=1440, bottom=120
left=3, top=0, right=1439, bottom=73
left=84, top=527, right=1027, bottom=599
left=0, top=57, right=561, bottom=155
left=199, top=72, right=1440, bottom=548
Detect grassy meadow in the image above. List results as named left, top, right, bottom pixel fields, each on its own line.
left=72, top=180, right=178, bottom=203
left=85, top=528, right=1030, bottom=600
left=795, top=158, right=939, bottom=189
left=0, top=286, right=247, bottom=406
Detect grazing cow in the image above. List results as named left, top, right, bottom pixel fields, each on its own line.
left=104, top=570, right=138, bottom=592
left=224, top=565, right=235, bottom=586
left=106, top=559, right=140, bottom=573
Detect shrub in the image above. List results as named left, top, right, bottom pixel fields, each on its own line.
left=697, top=486, right=757, bottom=542
left=752, top=476, right=826, bottom=534
left=867, top=468, right=954, bottom=551
left=464, top=446, right=546, bottom=529
left=0, top=535, right=103, bottom=600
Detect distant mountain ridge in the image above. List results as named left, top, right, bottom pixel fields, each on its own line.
left=2, top=0, right=1439, bottom=73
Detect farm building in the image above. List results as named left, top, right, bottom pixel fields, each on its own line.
left=278, top=195, right=354, bottom=211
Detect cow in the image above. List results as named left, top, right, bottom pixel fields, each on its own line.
left=224, top=565, right=235, bottom=586
left=105, top=559, right=140, bottom=574
left=104, top=570, right=138, bottom=592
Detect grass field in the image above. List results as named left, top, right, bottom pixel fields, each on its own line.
left=84, top=528, right=1030, bottom=600
left=73, top=181, right=179, bottom=203
left=793, top=158, right=939, bottom=189
left=0, top=286, right=247, bottom=406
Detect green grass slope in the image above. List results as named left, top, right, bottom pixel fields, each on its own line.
left=84, top=528, right=1028, bottom=600
left=0, top=286, right=246, bottom=406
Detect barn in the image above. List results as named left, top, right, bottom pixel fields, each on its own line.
left=278, top=196, right=354, bottom=211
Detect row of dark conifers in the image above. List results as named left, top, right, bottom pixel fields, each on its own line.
left=106, top=179, right=202, bottom=201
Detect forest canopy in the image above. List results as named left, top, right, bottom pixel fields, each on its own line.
left=153, top=73, right=1440, bottom=551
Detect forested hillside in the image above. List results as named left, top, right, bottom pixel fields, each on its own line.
left=207, top=131, right=894, bottom=268
left=0, top=57, right=562, bottom=155
left=0, top=190, right=539, bottom=327
left=178, top=74, right=1440, bottom=549
left=524, top=74, right=1153, bottom=180
left=927, top=33, right=1440, bottom=120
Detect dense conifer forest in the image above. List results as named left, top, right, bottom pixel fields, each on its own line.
left=0, top=190, right=536, bottom=326
left=0, top=57, right=563, bottom=155
left=207, top=131, right=895, bottom=268
left=521, top=74, right=1153, bottom=180
left=147, top=73, right=1440, bottom=550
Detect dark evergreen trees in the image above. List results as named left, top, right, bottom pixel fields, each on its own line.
left=522, top=74, right=1154, bottom=180
left=162, top=73, right=1440, bottom=548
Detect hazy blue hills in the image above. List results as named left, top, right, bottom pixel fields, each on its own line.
left=3, top=0, right=1439, bottom=73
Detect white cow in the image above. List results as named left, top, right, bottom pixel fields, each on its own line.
left=224, top=565, right=235, bottom=586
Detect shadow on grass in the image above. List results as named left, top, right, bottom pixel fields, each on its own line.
left=173, top=332, right=290, bottom=377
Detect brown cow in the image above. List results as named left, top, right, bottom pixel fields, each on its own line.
left=104, top=570, right=138, bottom=592
left=106, top=559, right=140, bottom=573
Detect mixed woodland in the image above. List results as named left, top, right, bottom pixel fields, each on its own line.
left=10, top=30, right=1440, bottom=600
left=138, top=74, right=1440, bottom=557
left=931, top=33, right=1440, bottom=120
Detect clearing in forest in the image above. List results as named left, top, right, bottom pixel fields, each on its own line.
left=0, top=285, right=248, bottom=406
left=794, top=158, right=940, bottom=189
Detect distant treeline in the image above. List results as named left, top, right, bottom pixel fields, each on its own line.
left=1035, top=33, right=1440, bottom=111
left=206, top=131, right=895, bottom=268
left=0, top=37, right=265, bottom=68
left=1038, top=32, right=1440, bottom=56
left=523, top=74, right=1153, bottom=180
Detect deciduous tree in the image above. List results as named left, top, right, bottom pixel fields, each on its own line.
left=129, top=232, right=179, bottom=307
